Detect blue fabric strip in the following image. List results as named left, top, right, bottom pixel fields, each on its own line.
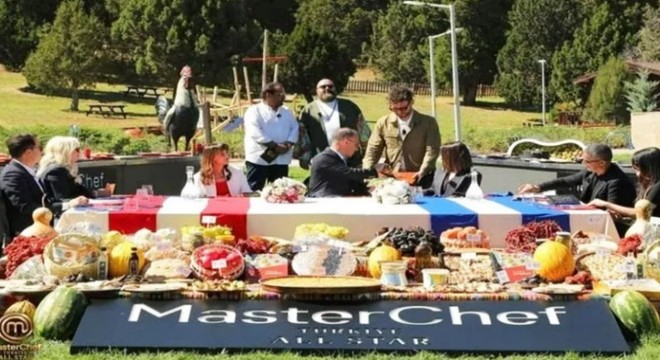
left=416, top=197, right=478, bottom=235
left=488, top=196, right=571, bottom=232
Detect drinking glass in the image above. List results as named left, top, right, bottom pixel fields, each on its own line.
left=141, top=184, right=154, bottom=196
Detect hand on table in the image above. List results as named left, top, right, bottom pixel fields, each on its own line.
left=517, top=183, right=540, bottom=194
left=587, top=199, right=609, bottom=210
left=67, top=196, right=89, bottom=208
left=374, top=163, right=392, bottom=176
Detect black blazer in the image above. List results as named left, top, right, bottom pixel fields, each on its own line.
left=0, top=160, right=50, bottom=236
left=538, top=164, right=636, bottom=207
left=308, top=149, right=376, bottom=197
left=429, top=169, right=483, bottom=197
left=39, top=164, right=94, bottom=213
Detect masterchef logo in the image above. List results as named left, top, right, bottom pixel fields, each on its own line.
left=0, top=313, right=33, bottom=344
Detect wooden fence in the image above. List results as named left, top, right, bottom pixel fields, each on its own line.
left=344, top=80, right=497, bottom=97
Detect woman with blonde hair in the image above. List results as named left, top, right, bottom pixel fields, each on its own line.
left=37, top=136, right=91, bottom=213
left=190, top=144, right=252, bottom=197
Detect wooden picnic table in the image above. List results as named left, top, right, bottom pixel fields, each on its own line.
left=86, top=104, right=127, bottom=118
left=124, top=86, right=168, bottom=98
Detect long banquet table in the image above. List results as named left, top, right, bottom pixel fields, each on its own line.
left=57, top=196, right=619, bottom=246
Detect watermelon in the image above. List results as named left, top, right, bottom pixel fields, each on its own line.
left=33, top=287, right=88, bottom=340
left=609, top=290, right=660, bottom=340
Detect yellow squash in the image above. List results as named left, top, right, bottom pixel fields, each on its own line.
left=533, top=241, right=575, bottom=282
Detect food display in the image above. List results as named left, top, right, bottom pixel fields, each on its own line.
left=294, top=223, right=349, bottom=240
left=386, top=227, right=442, bottom=256
left=367, top=242, right=402, bottom=278
left=440, top=226, right=489, bottom=249
left=370, top=178, right=413, bottom=204
left=33, top=287, right=87, bottom=341
left=192, top=280, right=246, bottom=292
left=291, top=246, right=357, bottom=276
left=4, top=234, right=53, bottom=277
left=181, top=225, right=234, bottom=251
left=577, top=252, right=628, bottom=280
left=424, top=282, right=504, bottom=293
left=442, top=253, right=495, bottom=283
left=505, top=220, right=563, bottom=253
left=191, top=244, right=245, bottom=280
left=261, top=276, right=382, bottom=294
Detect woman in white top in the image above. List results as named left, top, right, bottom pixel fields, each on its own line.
left=193, top=144, right=252, bottom=197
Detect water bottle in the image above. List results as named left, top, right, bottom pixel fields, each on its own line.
left=180, top=166, right=198, bottom=199
left=465, top=168, right=484, bottom=200
left=69, top=124, right=80, bottom=138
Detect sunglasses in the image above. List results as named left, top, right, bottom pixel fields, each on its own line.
left=390, top=103, right=411, bottom=112
left=318, top=84, right=334, bottom=89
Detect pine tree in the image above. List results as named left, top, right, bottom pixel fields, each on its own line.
left=624, top=70, right=659, bottom=112
left=583, top=57, right=630, bottom=124
left=23, top=0, right=107, bottom=111
left=637, top=5, right=660, bottom=61
left=495, top=0, right=584, bottom=108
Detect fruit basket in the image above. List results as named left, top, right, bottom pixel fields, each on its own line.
left=440, top=227, right=490, bottom=249
left=191, top=244, right=244, bottom=280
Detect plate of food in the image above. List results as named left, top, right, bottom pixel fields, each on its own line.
left=122, top=283, right=188, bottom=293
left=261, top=276, right=381, bottom=295
left=6, top=284, right=56, bottom=296
left=532, top=284, right=585, bottom=295
left=73, top=281, right=122, bottom=298
left=191, top=280, right=247, bottom=293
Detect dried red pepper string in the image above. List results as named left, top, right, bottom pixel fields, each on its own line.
left=3, top=234, right=55, bottom=278
left=505, top=220, right=563, bottom=253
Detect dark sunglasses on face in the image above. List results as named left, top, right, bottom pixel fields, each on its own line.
left=390, top=103, right=411, bottom=112
left=318, top=85, right=334, bottom=89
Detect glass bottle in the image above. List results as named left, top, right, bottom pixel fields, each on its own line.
left=97, top=246, right=108, bottom=280
left=465, top=168, right=484, bottom=200
left=129, top=247, right=140, bottom=276
left=180, top=166, right=197, bottom=199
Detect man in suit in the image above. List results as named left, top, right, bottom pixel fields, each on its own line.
left=0, top=134, right=47, bottom=237
left=363, top=86, right=441, bottom=189
left=298, top=78, right=369, bottom=169
left=308, top=128, right=388, bottom=197
left=518, top=144, right=636, bottom=236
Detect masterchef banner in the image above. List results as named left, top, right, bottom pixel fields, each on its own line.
left=71, top=299, right=629, bottom=354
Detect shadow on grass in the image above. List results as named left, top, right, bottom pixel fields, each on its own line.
left=19, top=86, right=165, bottom=106
left=468, top=99, right=534, bottom=112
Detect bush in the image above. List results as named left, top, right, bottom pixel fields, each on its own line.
left=583, top=57, right=630, bottom=124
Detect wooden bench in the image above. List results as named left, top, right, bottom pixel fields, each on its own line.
left=86, top=104, right=127, bottom=118
left=124, top=86, right=168, bottom=98
left=522, top=119, right=544, bottom=127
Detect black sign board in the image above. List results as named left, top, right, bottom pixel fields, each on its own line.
left=71, top=299, right=629, bottom=354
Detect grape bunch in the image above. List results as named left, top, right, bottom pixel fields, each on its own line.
left=322, top=247, right=343, bottom=274
left=387, top=227, right=443, bottom=256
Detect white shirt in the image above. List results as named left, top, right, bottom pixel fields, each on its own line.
left=15, top=159, right=44, bottom=192
left=244, top=102, right=299, bottom=165
left=190, top=165, right=252, bottom=197
left=397, top=114, right=413, bottom=171
left=317, top=100, right=340, bottom=145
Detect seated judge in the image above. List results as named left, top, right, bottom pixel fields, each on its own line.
left=37, top=136, right=92, bottom=215
left=0, top=134, right=47, bottom=236
left=589, top=147, right=660, bottom=218
left=308, top=128, right=388, bottom=197
left=428, top=141, right=482, bottom=197
left=192, top=143, right=252, bottom=197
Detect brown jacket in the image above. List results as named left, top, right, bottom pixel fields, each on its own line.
left=363, top=110, right=440, bottom=175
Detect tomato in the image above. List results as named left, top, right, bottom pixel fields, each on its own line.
left=200, top=254, right=215, bottom=269
left=226, top=252, right=242, bottom=269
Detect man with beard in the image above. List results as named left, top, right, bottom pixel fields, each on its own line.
left=298, top=79, right=370, bottom=169
left=243, top=82, right=299, bottom=191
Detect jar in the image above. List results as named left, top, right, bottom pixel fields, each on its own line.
left=379, top=261, right=408, bottom=287
left=554, top=232, right=572, bottom=251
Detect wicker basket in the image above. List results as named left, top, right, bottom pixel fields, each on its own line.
left=190, top=244, right=244, bottom=280
left=43, top=233, right=100, bottom=279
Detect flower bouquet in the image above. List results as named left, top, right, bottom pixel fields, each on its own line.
left=370, top=178, right=413, bottom=205
left=261, top=177, right=307, bottom=203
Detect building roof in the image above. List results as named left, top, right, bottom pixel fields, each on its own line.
left=574, top=60, right=660, bottom=85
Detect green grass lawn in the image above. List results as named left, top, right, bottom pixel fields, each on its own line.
left=28, top=334, right=660, bottom=359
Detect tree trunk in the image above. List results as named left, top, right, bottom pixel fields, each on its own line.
left=70, top=87, right=79, bottom=112
left=463, top=84, right=478, bottom=106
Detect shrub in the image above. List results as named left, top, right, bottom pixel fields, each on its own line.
left=624, top=70, right=659, bottom=112
left=583, top=57, right=630, bottom=124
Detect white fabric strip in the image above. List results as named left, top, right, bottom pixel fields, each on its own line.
left=156, top=197, right=209, bottom=232
left=247, top=197, right=430, bottom=242
left=446, top=198, right=523, bottom=248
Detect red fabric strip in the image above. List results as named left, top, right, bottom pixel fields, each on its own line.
left=200, top=197, right=250, bottom=240
left=108, top=195, right=166, bottom=234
